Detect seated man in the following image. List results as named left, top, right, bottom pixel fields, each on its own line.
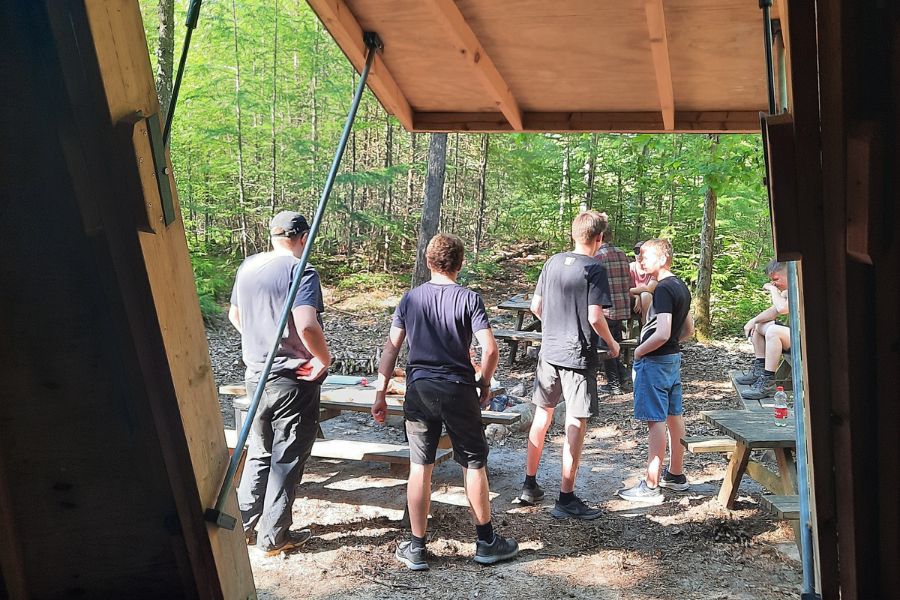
left=629, top=241, right=658, bottom=324
left=737, top=260, right=791, bottom=400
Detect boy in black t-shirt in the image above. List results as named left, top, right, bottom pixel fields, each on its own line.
left=372, top=234, right=518, bottom=570
left=522, top=211, right=621, bottom=520
left=618, top=239, right=695, bottom=504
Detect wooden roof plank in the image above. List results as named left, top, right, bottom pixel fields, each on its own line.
left=413, top=110, right=760, bottom=133
left=428, top=0, right=524, bottom=130
left=306, top=0, right=414, bottom=130
left=644, top=0, right=675, bottom=131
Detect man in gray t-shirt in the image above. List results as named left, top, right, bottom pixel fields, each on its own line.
left=521, top=211, right=620, bottom=521
left=228, top=211, right=331, bottom=556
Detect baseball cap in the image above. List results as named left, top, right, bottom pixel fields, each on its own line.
left=270, top=211, right=310, bottom=238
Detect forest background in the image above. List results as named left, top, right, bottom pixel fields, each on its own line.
left=140, top=0, right=775, bottom=339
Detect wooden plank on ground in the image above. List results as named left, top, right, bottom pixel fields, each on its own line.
left=310, top=439, right=452, bottom=465
left=761, top=495, right=801, bottom=520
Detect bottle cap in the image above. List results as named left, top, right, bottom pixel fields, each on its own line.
left=776, top=386, right=784, bottom=391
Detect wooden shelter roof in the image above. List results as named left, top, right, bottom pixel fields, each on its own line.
left=307, top=0, right=774, bottom=133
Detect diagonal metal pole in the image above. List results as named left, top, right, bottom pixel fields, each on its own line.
left=163, top=0, right=203, bottom=145
left=205, top=34, right=382, bottom=529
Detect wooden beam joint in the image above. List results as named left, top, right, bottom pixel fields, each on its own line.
left=644, top=0, right=676, bottom=131
left=428, top=0, right=523, bottom=131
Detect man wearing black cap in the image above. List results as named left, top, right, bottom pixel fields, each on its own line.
left=229, top=210, right=331, bottom=556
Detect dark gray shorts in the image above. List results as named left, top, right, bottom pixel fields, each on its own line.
left=532, top=356, right=598, bottom=419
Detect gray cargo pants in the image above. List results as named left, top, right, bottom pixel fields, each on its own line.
left=238, top=372, right=320, bottom=551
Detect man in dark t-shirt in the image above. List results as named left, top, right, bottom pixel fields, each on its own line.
left=522, top=211, right=621, bottom=520
left=372, top=234, right=518, bottom=570
left=229, top=211, right=332, bottom=555
left=618, top=238, right=694, bottom=504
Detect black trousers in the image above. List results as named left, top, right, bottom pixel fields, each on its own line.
left=602, top=317, right=625, bottom=387
left=238, top=372, right=320, bottom=551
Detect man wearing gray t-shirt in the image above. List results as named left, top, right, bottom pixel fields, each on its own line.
left=521, top=211, right=620, bottom=520
left=229, top=211, right=332, bottom=556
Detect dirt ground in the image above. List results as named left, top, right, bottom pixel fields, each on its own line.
left=208, top=259, right=802, bottom=600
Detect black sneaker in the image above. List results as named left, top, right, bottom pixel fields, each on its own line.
left=741, top=373, right=776, bottom=400
left=734, top=362, right=764, bottom=385
left=617, top=480, right=664, bottom=505
left=658, top=468, right=689, bottom=491
left=519, top=482, right=545, bottom=505
left=550, top=496, right=604, bottom=520
left=260, top=529, right=311, bottom=556
left=473, top=534, right=519, bottom=565
left=395, top=540, right=429, bottom=571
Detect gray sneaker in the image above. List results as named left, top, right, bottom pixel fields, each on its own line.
left=741, top=373, right=776, bottom=400
left=550, top=496, right=604, bottom=520
left=617, top=480, right=664, bottom=504
left=474, top=534, right=519, bottom=565
left=734, top=362, right=764, bottom=385
left=395, top=540, right=429, bottom=571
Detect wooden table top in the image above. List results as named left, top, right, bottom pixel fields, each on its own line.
left=701, top=409, right=797, bottom=448
left=497, top=293, right=533, bottom=312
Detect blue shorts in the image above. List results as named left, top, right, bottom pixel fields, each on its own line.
left=632, top=353, right=683, bottom=422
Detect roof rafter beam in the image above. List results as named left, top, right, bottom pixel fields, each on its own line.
left=644, top=0, right=675, bottom=131
left=428, top=0, right=524, bottom=131
left=306, top=0, right=414, bottom=130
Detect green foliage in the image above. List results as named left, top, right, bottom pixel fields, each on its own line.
left=458, top=258, right=500, bottom=287
left=191, top=253, right=237, bottom=321
left=335, top=271, right=397, bottom=292
left=140, top=0, right=774, bottom=338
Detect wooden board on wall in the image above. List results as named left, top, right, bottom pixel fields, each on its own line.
left=82, top=1, right=255, bottom=597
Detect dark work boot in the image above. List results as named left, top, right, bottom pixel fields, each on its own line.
left=735, top=360, right=765, bottom=385
left=741, top=373, right=776, bottom=400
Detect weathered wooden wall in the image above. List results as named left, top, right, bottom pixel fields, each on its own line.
left=0, top=1, right=254, bottom=597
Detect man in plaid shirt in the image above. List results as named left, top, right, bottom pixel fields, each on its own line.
left=594, top=215, right=631, bottom=398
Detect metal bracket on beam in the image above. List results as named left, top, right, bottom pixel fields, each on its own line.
left=363, top=31, right=383, bottom=52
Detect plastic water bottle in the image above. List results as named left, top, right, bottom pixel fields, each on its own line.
left=773, top=386, right=789, bottom=426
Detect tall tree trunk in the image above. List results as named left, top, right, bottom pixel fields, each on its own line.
left=231, top=0, right=248, bottom=257
left=155, top=0, right=175, bottom=121
left=581, top=133, right=598, bottom=211
left=382, top=119, right=393, bottom=270
left=412, top=133, right=448, bottom=288
left=402, top=132, right=418, bottom=254
left=694, top=135, right=720, bottom=340
left=269, top=0, right=279, bottom=216
left=474, top=134, right=489, bottom=261
left=558, top=140, right=570, bottom=239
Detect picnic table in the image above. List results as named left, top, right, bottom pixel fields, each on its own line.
left=701, top=409, right=798, bottom=508
left=220, top=383, right=520, bottom=476
left=496, top=293, right=541, bottom=365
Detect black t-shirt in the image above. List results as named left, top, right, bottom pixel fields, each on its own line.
left=534, top=252, right=612, bottom=369
left=639, top=276, right=691, bottom=356
left=392, top=282, right=490, bottom=385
